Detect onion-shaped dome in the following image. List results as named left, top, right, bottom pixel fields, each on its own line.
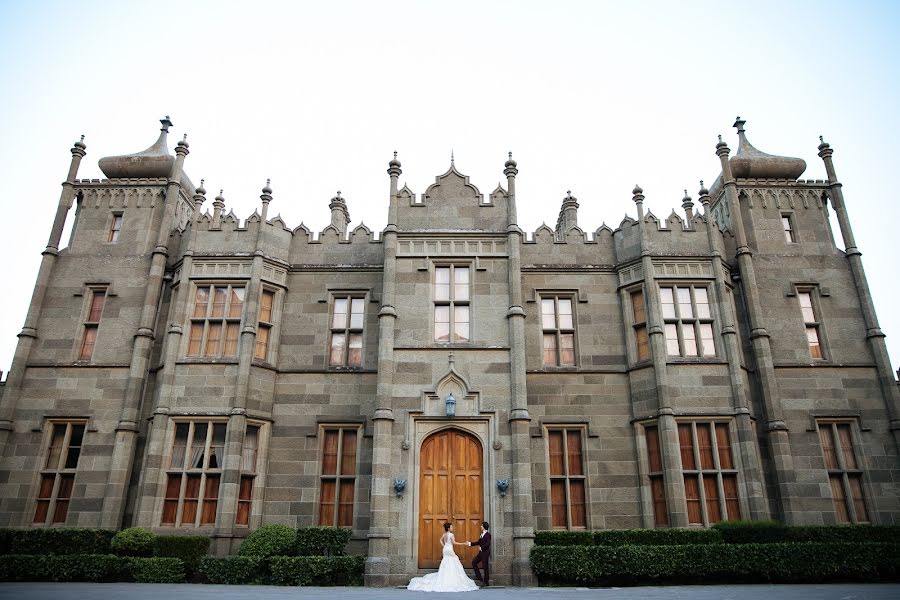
left=729, top=117, right=806, bottom=179
left=98, top=117, right=175, bottom=178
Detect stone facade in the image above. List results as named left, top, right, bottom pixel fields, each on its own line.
left=0, top=118, right=898, bottom=587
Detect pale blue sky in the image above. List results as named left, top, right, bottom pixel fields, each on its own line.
left=0, top=0, right=898, bottom=374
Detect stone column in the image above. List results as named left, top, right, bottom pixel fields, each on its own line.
left=699, top=183, right=768, bottom=520
left=715, top=137, right=799, bottom=523
left=633, top=185, right=688, bottom=527
left=102, top=135, right=189, bottom=528
left=818, top=138, right=900, bottom=451
left=365, top=153, right=400, bottom=587
left=0, top=136, right=86, bottom=456
left=504, top=154, right=536, bottom=585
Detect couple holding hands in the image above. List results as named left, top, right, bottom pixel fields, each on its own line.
left=407, top=521, right=492, bottom=592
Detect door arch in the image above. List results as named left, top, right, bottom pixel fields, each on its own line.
left=418, top=428, right=483, bottom=569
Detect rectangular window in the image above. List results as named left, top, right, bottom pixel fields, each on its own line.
left=236, top=424, right=261, bottom=526
left=255, top=289, right=276, bottom=361
left=33, top=421, right=85, bottom=525
left=817, top=421, right=868, bottom=523
left=782, top=214, right=796, bottom=243
left=434, top=266, right=470, bottom=343
left=660, top=285, right=715, bottom=357
left=329, top=296, right=364, bottom=367
left=187, top=284, right=244, bottom=357
left=161, top=421, right=227, bottom=527
left=678, top=421, right=740, bottom=525
left=319, top=428, right=357, bottom=527
left=798, top=291, right=823, bottom=360
left=631, top=289, right=650, bottom=361
left=547, top=428, right=587, bottom=529
left=541, top=296, right=576, bottom=366
left=108, top=213, right=123, bottom=242
left=644, top=425, right=668, bottom=526
left=79, top=289, right=107, bottom=360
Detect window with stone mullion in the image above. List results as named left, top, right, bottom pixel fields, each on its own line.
left=236, top=423, right=261, bottom=527
left=798, top=291, right=824, bottom=360
left=33, top=421, right=85, bottom=525
left=541, top=296, right=576, bottom=367
left=548, top=428, right=586, bottom=529
left=678, top=421, right=740, bottom=526
left=434, top=265, right=470, bottom=343
left=329, top=296, right=364, bottom=367
left=661, top=285, right=715, bottom=357
left=187, top=284, right=245, bottom=358
left=319, top=428, right=357, bottom=528
left=79, top=288, right=107, bottom=361
left=161, top=421, right=226, bottom=527
left=818, top=421, right=868, bottom=523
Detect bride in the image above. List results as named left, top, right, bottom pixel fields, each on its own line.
left=407, top=523, right=479, bottom=592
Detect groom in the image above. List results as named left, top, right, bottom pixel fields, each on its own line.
left=466, top=521, right=491, bottom=587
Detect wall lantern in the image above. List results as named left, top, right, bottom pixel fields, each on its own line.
left=445, top=392, right=457, bottom=418
left=394, top=478, right=407, bottom=498
left=496, top=479, right=510, bottom=498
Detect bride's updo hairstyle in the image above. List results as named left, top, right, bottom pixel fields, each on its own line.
left=443, top=523, right=452, bottom=532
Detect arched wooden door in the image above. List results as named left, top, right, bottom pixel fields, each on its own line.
left=418, top=429, right=483, bottom=569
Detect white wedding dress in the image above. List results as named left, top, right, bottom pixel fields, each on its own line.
left=407, top=533, right=479, bottom=592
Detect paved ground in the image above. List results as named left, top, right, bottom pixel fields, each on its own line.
left=1, top=583, right=898, bottom=600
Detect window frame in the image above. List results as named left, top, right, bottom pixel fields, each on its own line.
left=540, top=295, right=577, bottom=367
left=816, top=420, right=869, bottom=524
left=660, top=284, right=716, bottom=358
left=255, top=287, right=278, bottom=362
left=642, top=423, right=668, bottom=527
left=32, top=419, right=87, bottom=526
left=185, top=282, right=246, bottom=359
left=328, top=294, right=366, bottom=368
left=676, top=420, right=742, bottom=526
left=107, top=212, right=124, bottom=243
left=781, top=212, right=797, bottom=243
left=77, top=287, right=107, bottom=361
left=546, top=426, right=588, bottom=530
left=628, top=286, right=651, bottom=363
left=236, top=421, right=265, bottom=527
left=317, top=425, right=361, bottom=529
left=797, top=289, right=825, bottom=360
left=160, top=419, right=228, bottom=528
left=433, top=264, right=472, bottom=344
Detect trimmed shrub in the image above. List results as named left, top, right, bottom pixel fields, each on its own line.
left=199, top=556, right=267, bottom=585
left=0, top=554, right=126, bottom=582
left=531, top=542, right=900, bottom=586
left=153, top=535, right=210, bottom=573
left=270, top=555, right=365, bottom=586
left=713, top=521, right=900, bottom=545
left=112, top=527, right=156, bottom=557
left=534, top=528, right=722, bottom=546
left=129, top=557, right=186, bottom=583
left=0, top=528, right=115, bottom=555
left=238, top=524, right=297, bottom=558
left=295, top=527, right=351, bottom=556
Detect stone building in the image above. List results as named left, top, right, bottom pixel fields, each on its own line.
left=0, top=117, right=898, bottom=586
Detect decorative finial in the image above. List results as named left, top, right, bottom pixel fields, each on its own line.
left=74, top=134, right=86, bottom=150
left=505, top=151, right=517, bottom=169
left=262, top=178, right=272, bottom=196
left=449, top=351, right=455, bottom=366
left=698, top=179, right=708, bottom=196
left=733, top=116, right=746, bottom=134
left=451, top=150, right=455, bottom=166
left=389, top=150, right=401, bottom=168
left=632, top=184, right=643, bottom=196
left=718, top=135, right=723, bottom=143
left=509, top=152, right=512, bottom=160
left=337, top=190, right=342, bottom=198
left=196, top=178, right=207, bottom=195
left=160, top=116, right=173, bottom=132
left=80, top=135, right=85, bottom=142
left=819, top=135, right=824, bottom=144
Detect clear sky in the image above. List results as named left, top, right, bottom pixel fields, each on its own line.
left=0, top=0, right=898, bottom=376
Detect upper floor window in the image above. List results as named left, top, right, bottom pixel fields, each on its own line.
left=798, top=291, right=823, bottom=359
left=237, top=423, right=261, bottom=527
left=255, top=289, right=276, bottom=361
left=79, top=289, right=107, bottom=361
left=644, top=425, right=668, bottom=526
left=187, top=284, right=244, bottom=358
left=162, top=421, right=226, bottom=527
left=34, top=420, right=86, bottom=525
left=329, top=296, right=364, bottom=367
left=661, top=285, right=715, bottom=357
left=547, top=428, right=586, bottom=529
left=434, top=265, right=470, bottom=343
left=541, top=296, right=575, bottom=366
left=678, top=421, right=740, bottom=525
left=817, top=421, right=868, bottom=523
left=319, top=427, right=358, bottom=527
left=782, top=214, right=796, bottom=243
left=108, top=213, right=123, bottom=243
left=630, top=289, right=650, bottom=362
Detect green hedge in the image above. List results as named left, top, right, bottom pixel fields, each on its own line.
left=199, top=556, right=268, bottom=585
left=112, top=528, right=155, bottom=557
left=129, top=557, right=186, bottom=583
left=534, top=529, right=723, bottom=546
left=713, top=521, right=900, bottom=545
left=0, top=554, right=126, bottom=582
left=295, top=527, right=351, bottom=556
left=154, top=535, right=210, bottom=574
left=239, top=524, right=297, bottom=558
left=270, top=555, right=365, bottom=586
left=531, top=542, right=900, bottom=586
left=0, top=528, right=116, bottom=555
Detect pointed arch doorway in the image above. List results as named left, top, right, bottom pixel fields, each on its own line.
left=418, top=428, right=483, bottom=569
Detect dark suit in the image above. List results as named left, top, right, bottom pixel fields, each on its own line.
left=469, top=531, right=491, bottom=585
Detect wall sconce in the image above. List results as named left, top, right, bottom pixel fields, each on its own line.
left=445, top=392, right=456, bottom=418
left=394, top=478, right=407, bottom=498
left=496, top=479, right=510, bottom=498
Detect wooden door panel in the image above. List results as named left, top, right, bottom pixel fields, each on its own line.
left=419, top=430, right=483, bottom=568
